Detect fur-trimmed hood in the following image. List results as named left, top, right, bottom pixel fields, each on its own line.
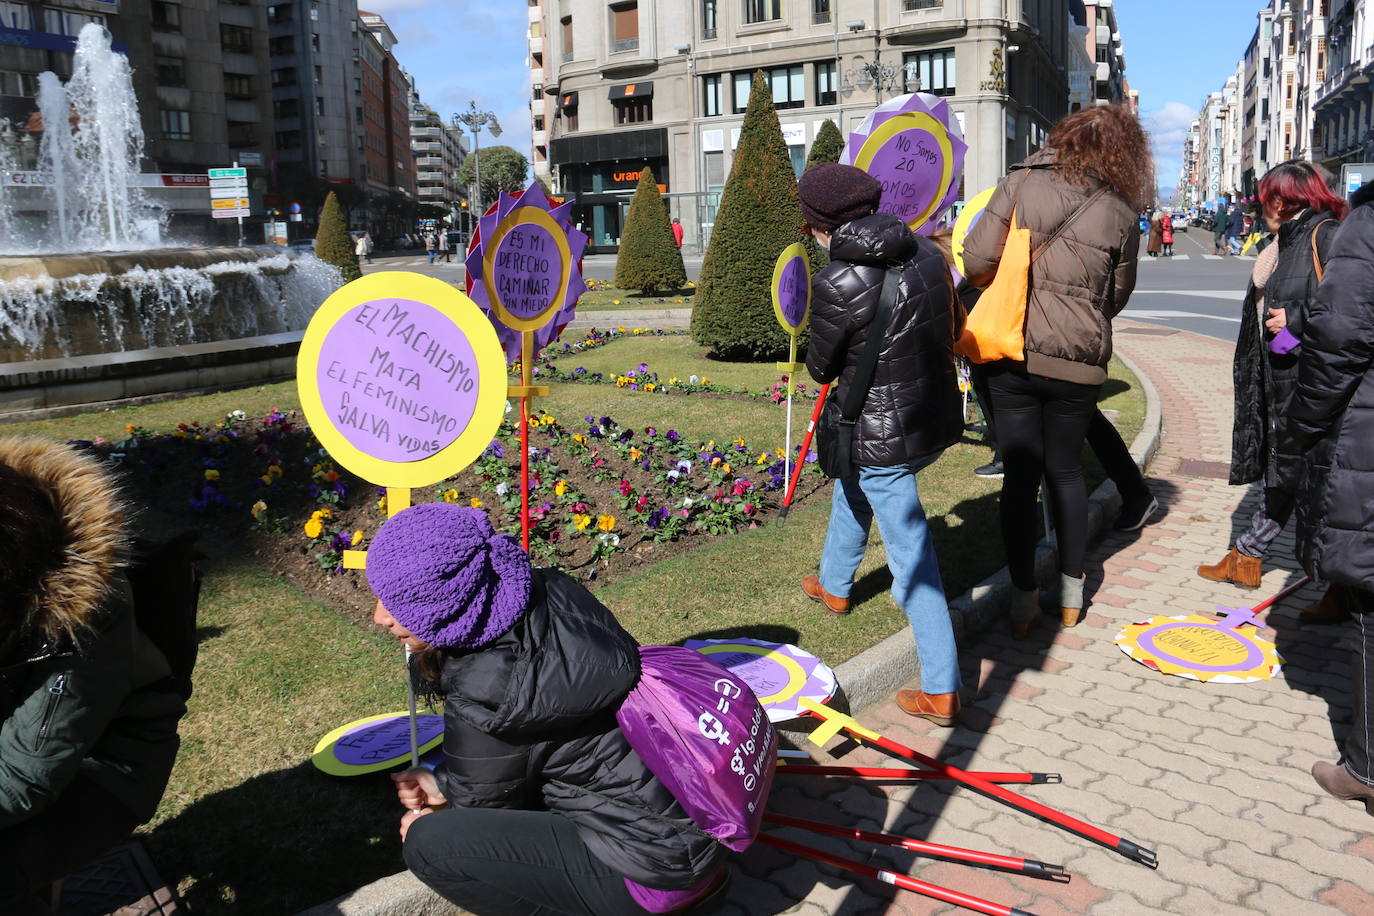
left=0, top=437, right=128, bottom=647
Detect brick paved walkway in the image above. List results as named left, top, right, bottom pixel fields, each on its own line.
left=729, top=322, right=1373, bottom=915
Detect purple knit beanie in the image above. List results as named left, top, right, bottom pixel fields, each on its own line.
left=798, top=163, right=883, bottom=233
left=366, top=504, right=532, bottom=649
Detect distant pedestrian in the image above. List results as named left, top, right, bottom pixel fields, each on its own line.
left=671, top=217, right=684, bottom=249
left=437, top=229, right=450, bottom=263
left=424, top=231, right=437, bottom=265
left=1227, top=203, right=1246, bottom=254
left=1160, top=212, right=1174, bottom=256
left=1147, top=211, right=1163, bottom=257
left=1288, top=177, right=1374, bottom=816
left=962, top=104, right=1150, bottom=637
left=1213, top=203, right=1230, bottom=255
left=355, top=231, right=373, bottom=264
left=1199, top=161, right=1345, bottom=601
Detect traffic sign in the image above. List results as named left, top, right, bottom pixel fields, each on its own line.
left=209, top=167, right=248, bottom=179
left=213, top=208, right=251, bottom=219
left=209, top=176, right=248, bottom=188
left=212, top=197, right=250, bottom=210
left=210, top=185, right=249, bottom=199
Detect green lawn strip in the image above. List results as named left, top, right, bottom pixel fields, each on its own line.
left=545, top=334, right=805, bottom=393
left=578, top=285, right=695, bottom=311
left=144, top=550, right=410, bottom=913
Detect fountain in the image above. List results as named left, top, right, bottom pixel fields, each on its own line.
left=0, top=24, right=340, bottom=415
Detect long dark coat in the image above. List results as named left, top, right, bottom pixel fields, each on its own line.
left=1289, top=182, right=1374, bottom=589
left=1229, top=209, right=1340, bottom=491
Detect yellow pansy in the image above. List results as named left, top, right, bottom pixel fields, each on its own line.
left=124, top=423, right=135, bottom=435
left=573, top=513, right=592, bottom=532
left=351, top=530, right=364, bottom=546
left=250, top=500, right=267, bottom=519
left=267, top=465, right=284, bottom=478
left=203, top=469, right=220, bottom=481
left=628, top=448, right=642, bottom=461
left=597, top=514, right=616, bottom=532
left=442, top=489, right=460, bottom=503
left=304, top=518, right=323, bottom=539
left=554, top=480, right=568, bottom=496
left=469, top=497, right=484, bottom=508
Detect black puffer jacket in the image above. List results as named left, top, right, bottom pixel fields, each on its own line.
left=805, top=213, right=963, bottom=467
left=1230, top=209, right=1341, bottom=489
left=1289, top=183, right=1374, bottom=590
left=433, top=568, right=720, bottom=890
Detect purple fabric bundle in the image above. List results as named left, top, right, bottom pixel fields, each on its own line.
left=366, top=504, right=532, bottom=649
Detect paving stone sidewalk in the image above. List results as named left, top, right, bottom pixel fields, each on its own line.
left=727, top=321, right=1373, bottom=915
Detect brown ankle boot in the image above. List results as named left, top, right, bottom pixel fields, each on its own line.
left=1301, top=585, right=1354, bottom=625
left=895, top=690, right=960, bottom=727
left=1197, top=547, right=1262, bottom=588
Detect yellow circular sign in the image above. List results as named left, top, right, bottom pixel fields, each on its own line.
left=296, top=271, right=508, bottom=489
left=853, top=112, right=957, bottom=231
left=952, top=186, right=996, bottom=278
left=481, top=206, right=574, bottom=332
left=771, top=242, right=812, bottom=338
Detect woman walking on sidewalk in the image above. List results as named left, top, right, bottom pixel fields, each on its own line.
left=1146, top=211, right=1163, bottom=258
left=961, top=104, right=1150, bottom=638
left=1288, top=178, right=1374, bottom=815
left=1199, top=161, right=1346, bottom=620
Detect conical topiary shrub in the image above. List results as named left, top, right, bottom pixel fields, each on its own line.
left=316, top=191, right=360, bottom=282
left=805, top=119, right=844, bottom=172
left=614, top=167, right=686, bottom=294
left=692, top=71, right=808, bottom=359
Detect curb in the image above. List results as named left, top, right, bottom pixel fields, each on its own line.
left=292, top=347, right=1164, bottom=916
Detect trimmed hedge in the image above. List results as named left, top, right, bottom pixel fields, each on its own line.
left=614, top=167, right=687, bottom=294
left=315, top=191, right=360, bottom=283
left=805, top=119, right=844, bottom=172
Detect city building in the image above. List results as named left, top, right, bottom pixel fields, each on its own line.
left=1082, top=1, right=1127, bottom=105
left=408, top=90, right=468, bottom=219
left=529, top=0, right=553, bottom=184
left=1066, top=0, right=1095, bottom=113
left=1313, top=0, right=1374, bottom=182
left=357, top=9, right=418, bottom=238
left=538, top=0, right=1078, bottom=253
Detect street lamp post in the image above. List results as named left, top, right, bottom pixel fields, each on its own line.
left=452, top=100, right=503, bottom=219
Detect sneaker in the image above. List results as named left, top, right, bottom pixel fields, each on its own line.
left=974, top=460, right=1004, bottom=479
left=1114, top=495, right=1159, bottom=531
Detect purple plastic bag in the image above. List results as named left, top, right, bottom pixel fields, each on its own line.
left=1270, top=326, right=1301, bottom=355
left=617, top=646, right=777, bottom=849
left=618, top=646, right=776, bottom=912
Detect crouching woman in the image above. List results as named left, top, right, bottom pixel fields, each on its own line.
left=369, top=504, right=725, bottom=915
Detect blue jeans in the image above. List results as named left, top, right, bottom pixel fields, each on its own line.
left=427, top=249, right=438, bottom=264
left=818, top=456, right=961, bottom=694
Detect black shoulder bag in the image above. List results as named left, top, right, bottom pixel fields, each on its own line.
left=816, top=268, right=901, bottom=479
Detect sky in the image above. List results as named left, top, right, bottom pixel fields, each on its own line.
left=1116, top=0, right=1269, bottom=200
left=365, top=0, right=1268, bottom=201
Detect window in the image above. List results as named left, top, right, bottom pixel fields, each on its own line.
left=311, top=32, right=320, bottom=52
left=275, top=129, right=302, bottom=149
left=161, top=109, right=191, bottom=141
left=764, top=65, right=804, bottom=109
left=44, top=8, right=104, bottom=36
left=903, top=48, right=955, bottom=96
left=268, top=4, right=292, bottom=25
left=613, top=97, right=652, bottom=124
left=271, top=67, right=297, bottom=87
left=0, top=70, right=40, bottom=98
left=314, top=65, right=323, bottom=84
left=815, top=61, right=836, bottom=105
left=0, top=2, right=30, bottom=29
left=702, top=0, right=717, bottom=38
left=316, top=96, right=324, bottom=115
left=269, top=35, right=294, bottom=55
left=561, top=16, right=573, bottom=61
left=227, top=122, right=255, bottom=146
left=532, top=83, right=544, bottom=100
left=902, top=0, right=942, bottom=9
left=813, top=0, right=830, bottom=23
left=221, top=24, right=254, bottom=53
left=1286, top=73, right=1294, bottom=108
left=534, top=115, right=545, bottom=131
left=702, top=74, right=722, bottom=116
left=611, top=2, right=638, bottom=52
left=151, top=1, right=181, bottom=32
left=273, top=98, right=300, bottom=119
left=565, top=107, right=578, bottom=131
left=732, top=71, right=751, bottom=112
left=156, top=57, right=186, bottom=87
left=224, top=73, right=253, bottom=98
left=744, top=0, right=780, bottom=24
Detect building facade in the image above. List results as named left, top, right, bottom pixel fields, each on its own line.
left=1313, top=0, right=1374, bottom=181
left=529, top=0, right=553, bottom=183
left=1082, top=1, right=1127, bottom=105
left=539, top=0, right=1078, bottom=253
left=409, top=91, right=467, bottom=219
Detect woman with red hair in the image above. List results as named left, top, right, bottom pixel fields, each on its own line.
left=1199, top=161, right=1348, bottom=618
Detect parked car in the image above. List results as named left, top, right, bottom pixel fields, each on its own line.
left=1171, top=213, right=1189, bottom=231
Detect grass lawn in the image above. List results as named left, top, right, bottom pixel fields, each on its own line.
left=577, top=284, right=695, bottom=311
left=0, top=335, right=1145, bottom=912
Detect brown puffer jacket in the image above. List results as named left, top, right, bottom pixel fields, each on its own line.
left=962, top=148, right=1140, bottom=386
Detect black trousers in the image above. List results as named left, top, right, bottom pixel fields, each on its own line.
left=1348, top=589, right=1374, bottom=787
left=987, top=367, right=1101, bottom=590
left=403, top=805, right=648, bottom=916
left=0, top=778, right=143, bottom=914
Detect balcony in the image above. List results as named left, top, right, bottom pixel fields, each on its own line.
left=529, top=35, right=543, bottom=54
left=1096, top=61, right=1111, bottom=82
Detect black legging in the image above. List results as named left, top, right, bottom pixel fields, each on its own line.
left=987, top=366, right=1101, bottom=591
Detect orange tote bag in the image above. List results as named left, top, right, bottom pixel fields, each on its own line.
left=955, top=209, right=1030, bottom=363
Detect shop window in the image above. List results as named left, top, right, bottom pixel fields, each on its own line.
left=151, top=1, right=180, bottom=32
left=161, top=109, right=192, bottom=141
left=702, top=0, right=717, bottom=38
left=744, top=0, right=780, bottom=24
left=815, top=61, right=836, bottom=106
left=703, top=74, right=722, bottom=117
left=903, top=48, right=955, bottom=96
left=611, top=2, right=638, bottom=52
left=614, top=97, right=652, bottom=124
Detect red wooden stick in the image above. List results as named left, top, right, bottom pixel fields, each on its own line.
left=757, top=833, right=1038, bottom=916
left=520, top=393, right=530, bottom=552
left=778, top=382, right=828, bottom=522
left=763, top=812, right=1069, bottom=881
left=775, top=764, right=1059, bottom=784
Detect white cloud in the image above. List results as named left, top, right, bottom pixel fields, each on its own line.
left=1144, top=101, right=1197, bottom=198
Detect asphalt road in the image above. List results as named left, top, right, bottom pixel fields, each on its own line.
left=361, top=232, right=1250, bottom=345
